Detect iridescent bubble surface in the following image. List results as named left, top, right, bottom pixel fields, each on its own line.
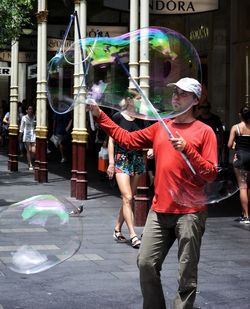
left=168, top=165, right=239, bottom=207
left=47, top=26, right=201, bottom=119
left=0, top=195, right=83, bottom=274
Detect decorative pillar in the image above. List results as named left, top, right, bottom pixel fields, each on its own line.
left=134, top=150, right=150, bottom=226
left=8, top=40, right=19, bottom=171
left=18, top=63, right=27, bottom=102
left=134, top=0, right=150, bottom=226
left=75, top=131, right=88, bottom=200
left=71, top=0, right=80, bottom=197
left=35, top=1, right=48, bottom=182
left=71, top=0, right=88, bottom=200
left=139, top=0, right=150, bottom=98
left=129, top=0, right=139, bottom=90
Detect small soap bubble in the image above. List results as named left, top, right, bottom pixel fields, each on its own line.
left=0, top=195, right=83, bottom=274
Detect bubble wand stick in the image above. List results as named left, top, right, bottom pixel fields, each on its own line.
left=115, top=55, right=196, bottom=175
left=47, top=12, right=96, bottom=130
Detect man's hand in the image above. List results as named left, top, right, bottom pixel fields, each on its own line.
left=87, top=100, right=102, bottom=118
left=147, top=148, right=154, bottom=159
left=169, top=131, right=187, bottom=152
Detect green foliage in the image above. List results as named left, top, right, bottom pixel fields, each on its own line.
left=0, top=0, right=35, bottom=45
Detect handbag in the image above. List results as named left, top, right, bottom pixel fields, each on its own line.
left=98, top=147, right=109, bottom=172
left=50, top=134, right=62, bottom=147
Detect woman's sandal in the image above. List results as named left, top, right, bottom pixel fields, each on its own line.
left=113, top=230, right=127, bottom=242
left=130, top=235, right=141, bottom=249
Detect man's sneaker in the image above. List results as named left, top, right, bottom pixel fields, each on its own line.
left=239, top=217, right=250, bottom=224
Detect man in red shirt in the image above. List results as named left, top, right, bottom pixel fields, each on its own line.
left=89, top=77, right=217, bottom=309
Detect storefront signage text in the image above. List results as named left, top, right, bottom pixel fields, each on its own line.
left=149, top=1, right=195, bottom=13
left=51, top=25, right=128, bottom=42
left=0, top=51, right=37, bottom=63
left=0, top=67, right=11, bottom=76
left=189, top=26, right=209, bottom=41
left=104, top=0, right=218, bottom=14
left=18, top=26, right=128, bottom=52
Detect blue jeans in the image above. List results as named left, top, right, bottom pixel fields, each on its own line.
left=137, top=209, right=207, bottom=309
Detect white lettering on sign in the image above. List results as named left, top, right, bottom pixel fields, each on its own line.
left=0, top=67, right=11, bottom=76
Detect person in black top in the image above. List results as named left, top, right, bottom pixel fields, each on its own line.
left=197, top=101, right=225, bottom=164
left=228, top=105, right=250, bottom=224
left=51, top=112, right=72, bottom=163
left=107, top=91, right=146, bottom=248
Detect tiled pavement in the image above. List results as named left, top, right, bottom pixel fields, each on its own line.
left=0, top=149, right=249, bottom=309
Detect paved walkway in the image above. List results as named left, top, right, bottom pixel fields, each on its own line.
left=0, top=149, right=249, bottom=309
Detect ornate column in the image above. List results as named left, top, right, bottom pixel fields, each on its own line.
left=139, top=0, right=150, bottom=98
left=134, top=0, right=150, bottom=226
left=71, top=0, right=88, bottom=199
left=71, top=0, right=80, bottom=198
left=8, top=40, right=19, bottom=171
left=134, top=150, right=150, bottom=226
left=129, top=0, right=139, bottom=90
left=35, top=1, right=48, bottom=182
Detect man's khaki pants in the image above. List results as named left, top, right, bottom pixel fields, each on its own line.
left=137, top=209, right=207, bottom=309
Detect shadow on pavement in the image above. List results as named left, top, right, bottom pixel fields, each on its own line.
left=0, top=146, right=242, bottom=218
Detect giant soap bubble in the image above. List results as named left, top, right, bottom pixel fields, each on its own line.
left=0, top=195, right=83, bottom=274
left=167, top=165, right=239, bottom=207
left=47, top=26, right=201, bottom=119
left=47, top=25, right=238, bottom=207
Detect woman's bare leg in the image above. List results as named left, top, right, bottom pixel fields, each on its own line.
left=114, top=206, right=125, bottom=232
left=235, top=169, right=249, bottom=217
left=130, top=174, right=141, bottom=196
left=115, top=172, right=139, bottom=238
left=239, top=188, right=249, bottom=217
left=25, top=142, right=32, bottom=167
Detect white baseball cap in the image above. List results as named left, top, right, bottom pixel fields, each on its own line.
left=167, top=77, right=202, bottom=99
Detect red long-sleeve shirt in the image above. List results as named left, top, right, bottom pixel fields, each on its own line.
left=97, top=111, right=218, bottom=214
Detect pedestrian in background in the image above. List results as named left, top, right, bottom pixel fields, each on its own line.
left=2, top=110, right=10, bottom=145
left=50, top=112, right=72, bottom=163
left=107, top=91, right=146, bottom=249
left=19, top=104, right=36, bottom=171
left=89, top=77, right=218, bottom=309
left=197, top=101, right=225, bottom=164
left=228, top=105, right=250, bottom=224
left=18, top=101, right=25, bottom=157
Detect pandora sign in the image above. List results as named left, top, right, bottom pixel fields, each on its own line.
left=104, top=0, right=218, bottom=14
